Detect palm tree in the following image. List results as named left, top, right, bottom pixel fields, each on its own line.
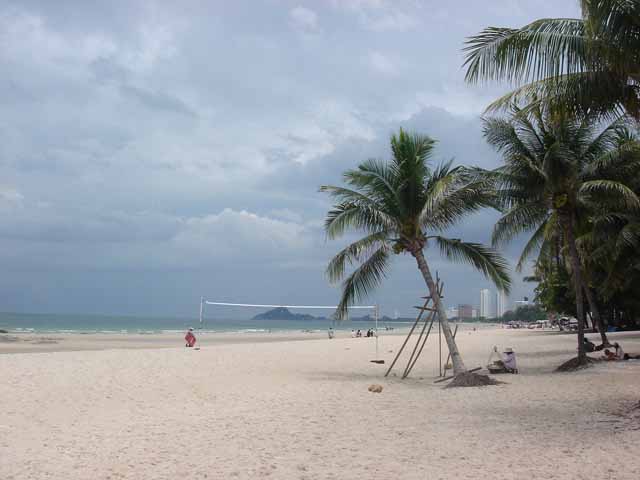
left=581, top=152, right=640, bottom=323
left=463, top=0, right=640, bottom=119
left=484, top=106, right=640, bottom=363
left=320, top=129, right=511, bottom=377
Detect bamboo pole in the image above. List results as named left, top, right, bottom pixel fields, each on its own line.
left=402, top=311, right=436, bottom=378
left=401, top=299, right=435, bottom=378
left=402, top=280, right=443, bottom=378
left=384, top=296, right=430, bottom=377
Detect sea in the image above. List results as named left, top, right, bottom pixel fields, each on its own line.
left=0, top=312, right=401, bottom=335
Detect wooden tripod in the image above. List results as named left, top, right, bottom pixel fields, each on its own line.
left=384, top=276, right=452, bottom=379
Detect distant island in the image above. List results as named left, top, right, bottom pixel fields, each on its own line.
left=251, top=307, right=413, bottom=322
left=252, top=307, right=317, bottom=321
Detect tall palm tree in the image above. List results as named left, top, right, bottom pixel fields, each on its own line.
left=484, top=106, right=640, bottom=362
left=320, top=129, right=511, bottom=376
left=580, top=151, right=640, bottom=321
left=464, top=0, right=640, bottom=119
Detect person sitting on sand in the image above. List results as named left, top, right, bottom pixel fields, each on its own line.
left=614, top=342, right=625, bottom=360
left=356, top=329, right=362, bottom=338
left=185, top=328, right=196, bottom=348
left=502, top=347, right=517, bottom=372
left=601, top=349, right=617, bottom=361
left=487, top=346, right=518, bottom=374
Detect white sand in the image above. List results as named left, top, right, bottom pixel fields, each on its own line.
left=1, top=327, right=639, bottom=479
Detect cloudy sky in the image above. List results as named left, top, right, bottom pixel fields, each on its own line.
left=0, top=0, right=581, bottom=318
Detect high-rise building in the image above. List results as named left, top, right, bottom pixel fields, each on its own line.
left=480, top=289, right=494, bottom=318
left=496, top=291, right=508, bottom=317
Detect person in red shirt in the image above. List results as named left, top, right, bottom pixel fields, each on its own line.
left=185, top=328, right=196, bottom=347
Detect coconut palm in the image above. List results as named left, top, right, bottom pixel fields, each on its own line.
left=484, top=105, right=640, bottom=363
left=580, top=154, right=640, bottom=322
left=463, top=0, right=640, bottom=119
left=320, top=129, right=511, bottom=377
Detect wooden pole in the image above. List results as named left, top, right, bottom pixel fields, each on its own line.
left=403, top=311, right=436, bottom=378
left=384, top=296, right=430, bottom=377
left=403, top=280, right=443, bottom=379
left=401, top=299, right=435, bottom=378
left=375, top=304, right=379, bottom=361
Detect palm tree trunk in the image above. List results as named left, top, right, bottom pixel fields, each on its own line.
left=562, top=212, right=587, bottom=362
left=412, top=249, right=467, bottom=375
left=581, top=280, right=609, bottom=345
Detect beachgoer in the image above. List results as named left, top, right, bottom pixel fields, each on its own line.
left=356, top=329, right=362, bottom=338
left=328, top=327, right=335, bottom=339
left=185, top=328, right=196, bottom=348
left=502, top=347, right=517, bottom=372
left=614, top=342, right=625, bottom=360
left=602, top=349, right=617, bottom=361
left=351, top=329, right=355, bottom=338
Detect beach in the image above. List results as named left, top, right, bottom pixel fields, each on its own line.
left=2, top=327, right=640, bottom=479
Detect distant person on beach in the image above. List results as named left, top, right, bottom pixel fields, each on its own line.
left=185, top=328, right=196, bottom=348
left=614, top=342, right=625, bottom=360
left=328, top=327, right=334, bottom=339
left=356, top=329, right=362, bottom=338
left=602, top=349, right=617, bottom=361
left=351, top=329, right=355, bottom=338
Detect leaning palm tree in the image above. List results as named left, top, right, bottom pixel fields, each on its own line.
left=320, top=129, right=511, bottom=378
left=464, top=0, right=640, bottom=119
left=484, top=106, right=640, bottom=364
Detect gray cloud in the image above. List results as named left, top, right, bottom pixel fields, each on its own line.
left=0, top=0, right=580, bottom=316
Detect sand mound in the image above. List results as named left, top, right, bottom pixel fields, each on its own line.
left=555, top=356, right=595, bottom=372
left=445, top=372, right=501, bottom=388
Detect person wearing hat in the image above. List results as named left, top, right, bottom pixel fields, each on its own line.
left=502, top=347, right=517, bottom=373
left=185, top=327, right=196, bottom=348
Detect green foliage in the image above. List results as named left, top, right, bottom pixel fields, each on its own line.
left=320, top=128, right=511, bottom=319
left=464, top=0, right=640, bottom=119
left=499, top=305, right=548, bottom=323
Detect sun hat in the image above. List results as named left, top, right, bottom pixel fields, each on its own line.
left=504, top=347, right=514, bottom=353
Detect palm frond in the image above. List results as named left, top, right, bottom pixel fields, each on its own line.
left=334, top=246, right=391, bottom=320
left=433, top=236, right=512, bottom=293
left=464, top=18, right=588, bottom=84
left=492, top=203, right=548, bottom=246
left=326, top=232, right=389, bottom=284
left=323, top=203, right=397, bottom=240
left=579, top=179, right=640, bottom=208
left=516, top=219, right=549, bottom=272
left=421, top=166, right=496, bottom=230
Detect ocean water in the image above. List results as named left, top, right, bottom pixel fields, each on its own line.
left=0, top=312, right=395, bottom=334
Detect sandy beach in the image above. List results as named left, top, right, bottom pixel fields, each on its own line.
left=1, top=327, right=639, bottom=479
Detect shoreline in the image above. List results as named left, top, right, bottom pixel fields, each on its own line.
left=0, top=322, right=504, bottom=355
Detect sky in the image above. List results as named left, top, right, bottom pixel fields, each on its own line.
left=0, top=0, right=581, bottom=318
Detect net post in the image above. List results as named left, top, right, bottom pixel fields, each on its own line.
left=375, top=304, right=379, bottom=360
left=199, top=296, right=204, bottom=332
